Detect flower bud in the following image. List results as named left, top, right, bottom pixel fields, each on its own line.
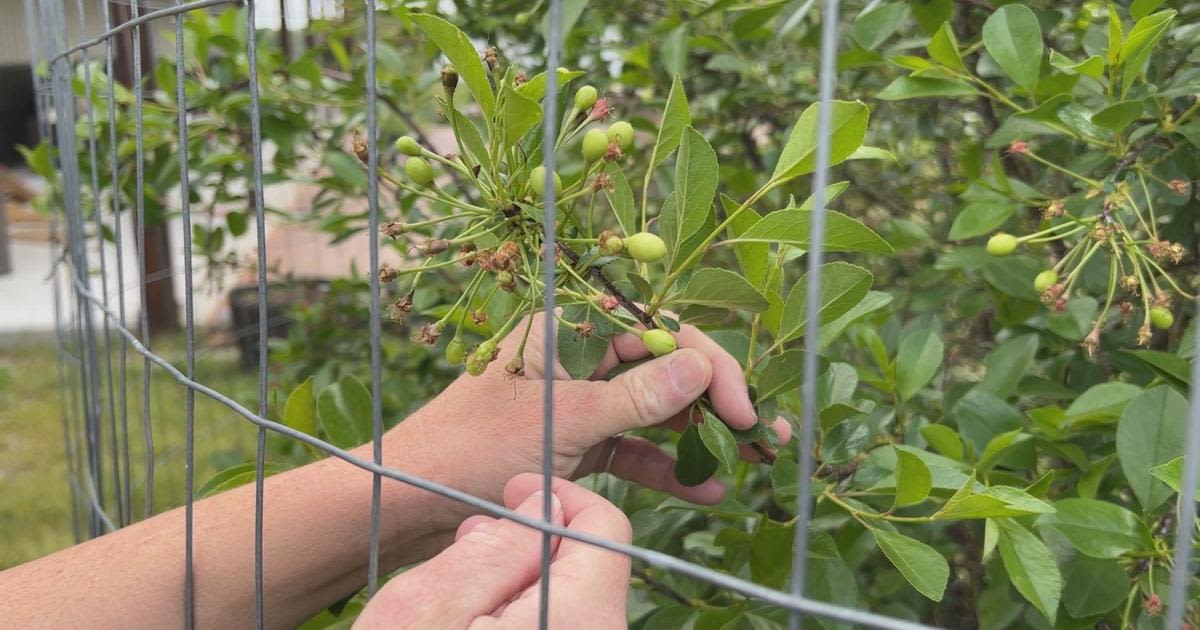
left=482, top=47, right=500, bottom=72
left=378, top=263, right=399, bottom=283
left=420, top=238, right=449, bottom=256
left=352, top=129, right=369, bottom=163
left=381, top=219, right=406, bottom=239
left=440, top=65, right=459, bottom=94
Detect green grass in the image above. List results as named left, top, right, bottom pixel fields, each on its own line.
left=0, top=334, right=262, bottom=569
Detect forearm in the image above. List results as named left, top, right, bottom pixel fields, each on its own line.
left=0, top=416, right=474, bottom=629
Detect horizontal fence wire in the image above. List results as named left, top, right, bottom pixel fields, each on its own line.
left=32, top=0, right=1198, bottom=628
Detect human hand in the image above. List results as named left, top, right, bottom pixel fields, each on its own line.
left=354, top=474, right=632, bottom=630
left=396, top=312, right=791, bottom=508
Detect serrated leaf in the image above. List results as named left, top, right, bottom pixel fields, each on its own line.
left=649, top=75, right=690, bottom=171
left=663, top=128, right=718, bottom=264
left=500, top=85, right=541, bottom=150
left=1118, top=10, right=1176, bottom=96
left=604, top=163, right=637, bottom=235
left=1035, top=498, right=1143, bottom=559
left=732, top=209, right=893, bottom=254
left=756, top=349, right=805, bottom=403
left=919, top=424, right=964, bottom=461
left=1117, top=385, right=1188, bottom=510
left=927, top=21, right=965, bottom=71
left=878, top=75, right=977, bottom=100
left=976, top=429, right=1030, bottom=474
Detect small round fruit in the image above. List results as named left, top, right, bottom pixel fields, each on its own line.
left=530, top=166, right=562, bottom=197
left=581, top=128, right=609, bottom=162
left=642, top=329, right=677, bottom=357
left=574, top=85, right=598, bottom=111
left=1033, top=270, right=1058, bottom=293
left=394, top=135, right=421, bottom=156
left=626, top=232, right=667, bottom=263
left=465, top=354, right=488, bottom=376
left=445, top=338, right=466, bottom=365
left=1150, top=306, right=1175, bottom=330
left=607, top=121, right=634, bottom=151
left=405, top=157, right=435, bottom=186
left=600, top=235, right=624, bottom=256
left=986, top=232, right=1018, bottom=256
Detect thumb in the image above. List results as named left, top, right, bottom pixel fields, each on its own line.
left=567, top=348, right=712, bottom=445
left=356, top=492, right=563, bottom=629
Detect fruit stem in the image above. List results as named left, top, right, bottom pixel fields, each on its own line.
left=1024, top=149, right=1101, bottom=187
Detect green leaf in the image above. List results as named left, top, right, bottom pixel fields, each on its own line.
left=933, top=482, right=1054, bottom=520
left=927, top=22, right=965, bottom=71
left=675, top=268, right=769, bottom=313
left=877, top=75, right=977, bottom=100
left=556, top=304, right=615, bottom=380
left=661, top=26, right=688, bottom=77
left=513, top=67, right=585, bottom=101
left=1131, top=0, right=1166, bottom=20
left=1048, top=51, right=1105, bottom=79
left=734, top=209, right=893, bottom=254
left=920, top=424, right=964, bottom=461
left=500, top=85, right=541, bottom=150
left=663, top=128, right=718, bottom=263
left=1149, top=456, right=1200, bottom=494
left=698, top=409, right=740, bottom=475
left=846, top=146, right=896, bottom=163
left=604, top=163, right=637, bottom=236
left=282, top=376, right=316, bottom=436
left=226, top=211, right=248, bottom=237
left=982, top=4, right=1043, bottom=90
left=771, top=101, right=869, bottom=183
left=411, top=13, right=496, bottom=118
left=976, top=430, right=1030, bottom=474
left=871, top=527, right=948, bottom=601
left=196, top=462, right=291, bottom=499
left=997, top=518, right=1061, bottom=623
left=675, top=423, right=719, bottom=487
left=725, top=195, right=768, bottom=288
left=852, top=2, right=910, bottom=50
left=979, top=334, right=1039, bottom=399
left=819, top=291, right=893, bottom=348
left=951, top=387, right=1024, bottom=454
left=892, top=446, right=933, bottom=507
left=1063, top=382, right=1142, bottom=427
left=1061, top=555, right=1127, bottom=618
left=779, top=262, right=874, bottom=343
left=756, top=349, right=805, bottom=403
left=1118, top=10, right=1176, bottom=96
left=323, top=150, right=367, bottom=190
left=451, top=108, right=493, bottom=174
left=896, top=328, right=944, bottom=401
left=1123, top=349, right=1190, bottom=391
left=749, top=519, right=794, bottom=589
left=948, top=201, right=1018, bottom=240
left=1117, top=385, right=1188, bottom=511
left=649, top=75, right=691, bottom=171
left=1035, top=498, right=1143, bottom=559
left=1092, top=100, right=1143, bottom=133
left=317, top=374, right=373, bottom=449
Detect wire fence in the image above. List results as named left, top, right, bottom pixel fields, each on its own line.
left=23, top=0, right=1200, bottom=628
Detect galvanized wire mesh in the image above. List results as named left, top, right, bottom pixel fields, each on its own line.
left=23, top=0, right=1200, bottom=628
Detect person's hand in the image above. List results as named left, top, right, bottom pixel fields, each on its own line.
left=354, top=474, right=632, bottom=630
left=394, top=312, right=791, bottom=507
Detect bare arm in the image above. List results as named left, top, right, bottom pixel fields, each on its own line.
left=0, top=315, right=787, bottom=629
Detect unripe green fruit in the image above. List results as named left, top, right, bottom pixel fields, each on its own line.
left=405, top=157, right=435, bottom=186
left=530, top=166, right=561, bottom=197
left=986, top=232, right=1018, bottom=256
left=574, top=85, right=598, bottom=110
left=1151, top=306, right=1175, bottom=330
left=627, top=232, right=667, bottom=263
left=581, top=129, right=609, bottom=162
left=445, top=338, right=466, bottom=365
left=465, top=355, right=488, bottom=376
left=642, top=329, right=677, bottom=357
left=607, top=121, right=635, bottom=151
left=395, top=135, right=421, bottom=156
left=1034, top=270, right=1058, bottom=293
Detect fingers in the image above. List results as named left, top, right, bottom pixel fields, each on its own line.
left=607, top=436, right=726, bottom=504
left=357, top=490, right=563, bottom=629
left=485, top=476, right=632, bottom=629
left=563, top=349, right=712, bottom=446
left=455, top=515, right=495, bottom=541
left=673, top=326, right=758, bottom=430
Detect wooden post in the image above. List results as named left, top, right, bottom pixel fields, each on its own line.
left=109, top=0, right=180, bottom=334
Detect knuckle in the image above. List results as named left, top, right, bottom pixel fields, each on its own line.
left=621, top=373, right=660, bottom=425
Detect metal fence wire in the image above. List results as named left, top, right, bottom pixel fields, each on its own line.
left=23, top=0, right=1200, bottom=628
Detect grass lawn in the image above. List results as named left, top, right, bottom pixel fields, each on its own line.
left=0, top=333, right=263, bottom=570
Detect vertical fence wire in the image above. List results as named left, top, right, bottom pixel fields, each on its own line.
left=100, top=0, right=134, bottom=529
left=364, top=0, right=384, bottom=598
left=790, top=1, right=840, bottom=628
left=75, top=0, right=124, bottom=528
left=538, top=1, right=563, bottom=627
left=129, top=0, right=157, bottom=520
left=244, top=0, right=271, bottom=624
left=173, top=1, right=198, bottom=626
left=1167, top=299, right=1200, bottom=629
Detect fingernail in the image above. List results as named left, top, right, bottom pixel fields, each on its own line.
left=518, top=491, right=563, bottom=524
left=668, top=352, right=707, bottom=396
left=744, top=397, right=758, bottom=422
